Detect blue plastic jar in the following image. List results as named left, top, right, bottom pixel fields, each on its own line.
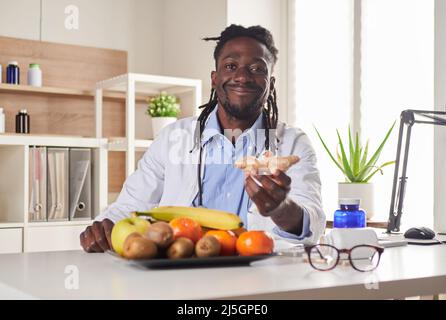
left=6, top=61, right=20, bottom=85
left=333, top=198, right=366, bottom=228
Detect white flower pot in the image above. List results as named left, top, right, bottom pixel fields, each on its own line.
left=338, top=182, right=375, bottom=220
left=151, top=117, right=177, bottom=138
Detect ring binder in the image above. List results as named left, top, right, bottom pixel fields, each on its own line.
left=69, top=148, right=92, bottom=220
left=29, top=146, right=47, bottom=222
left=47, top=148, right=69, bottom=221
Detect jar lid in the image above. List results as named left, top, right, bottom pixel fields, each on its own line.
left=339, top=198, right=360, bottom=205
left=20, top=109, right=28, bottom=113
left=8, top=61, right=18, bottom=66
left=29, top=63, right=40, bottom=68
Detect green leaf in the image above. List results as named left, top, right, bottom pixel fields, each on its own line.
left=336, top=129, right=355, bottom=181
left=336, top=146, right=343, bottom=166
left=147, top=92, right=180, bottom=117
left=348, top=126, right=354, bottom=169
left=360, top=139, right=369, bottom=170
left=356, top=121, right=396, bottom=181
left=353, top=131, right=361, bottom=176
left=314, top=126, right=346, bottom=175
left=315, top=122, right=396, bottom=183
left=363, top=161, right=396, bottom=182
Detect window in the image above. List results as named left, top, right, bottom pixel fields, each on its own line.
left=291, top=0, right=434, bottom=227
left=361, top=0, right=434, bottom=227
left=292, top=0, right=354, bottom=220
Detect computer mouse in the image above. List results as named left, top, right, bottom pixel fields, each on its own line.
left=404, top=227, right=436, bottom=240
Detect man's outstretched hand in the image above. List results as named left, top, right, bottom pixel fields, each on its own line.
left=244, top=169, right=291, bottom=215
left=245, top=169, right=304, bottom=235
left=80, top=219, right=114, bottom=253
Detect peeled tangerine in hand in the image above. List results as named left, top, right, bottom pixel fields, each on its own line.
left=234, top=151, right=300, bottom=175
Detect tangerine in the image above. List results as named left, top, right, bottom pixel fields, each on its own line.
left=236, top=230, right=274, bottom=256
left=205, top=230, right=237, bottom=256
left=169, top=217, right=202, bottom=243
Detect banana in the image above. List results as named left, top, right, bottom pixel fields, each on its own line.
left=133, top=206, right=243, bottom=230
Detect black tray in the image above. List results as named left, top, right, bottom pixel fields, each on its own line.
left=107, top=251, right=275, bottom=269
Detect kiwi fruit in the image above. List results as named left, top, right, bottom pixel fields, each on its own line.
left=166, top=237, right=194, bottom=259
left=123, top=234, right=158, bottom=260
left=195, top=235, right=221, bottom=258
left=144, top=221, right=174, bottom=249
left=125, top=232, right=143, bottom=243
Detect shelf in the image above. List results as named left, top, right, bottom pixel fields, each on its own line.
left=96, top=73, right=201, bottom=178
left=0, top=134, right=108, bottom=148
left=107, top=137, right=153, bottom=151
left=0, top=222, right=24, bottom=228
left=26, top=220, right=93, bottom=227
left=96, top=73, right=202, bottom=95
left=0, top=83, right=148, bottom=101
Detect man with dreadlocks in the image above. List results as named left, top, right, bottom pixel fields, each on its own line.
left=81, top=24, right=325, bottom=253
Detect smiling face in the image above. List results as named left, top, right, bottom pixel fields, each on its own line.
left=211, top=36, right=275, bottom=121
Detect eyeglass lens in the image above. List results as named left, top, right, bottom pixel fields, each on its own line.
left=308, top=245, right=381, bottom=272
left=349, top=246, right=381, bottom=272
left=308, top=245, right=338, bottom=271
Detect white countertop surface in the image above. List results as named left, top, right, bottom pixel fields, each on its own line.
left=1, top=238, right=446, bottom=299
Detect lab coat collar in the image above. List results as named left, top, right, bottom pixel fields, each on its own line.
left=201, top=105, right=265, bottom=149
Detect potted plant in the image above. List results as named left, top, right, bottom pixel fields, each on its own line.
left=147, top=91, right=180, bottom=138
left=314, top=122, right=396, bottom=219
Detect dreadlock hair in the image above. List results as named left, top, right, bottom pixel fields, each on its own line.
left=191, top=24, right=279, bottom=153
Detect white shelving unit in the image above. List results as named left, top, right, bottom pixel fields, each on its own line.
left=0, top=73, right=202, bottom=254
left=0, top=134, right=108, bottom=253
left=95, top=73, right=202, bottom=177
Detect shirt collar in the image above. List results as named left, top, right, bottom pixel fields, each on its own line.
left=201, top=106, right=264, bottom=147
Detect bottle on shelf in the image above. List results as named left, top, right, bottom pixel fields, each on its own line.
left=15, top=109, right=30, bottom=134
left=6, top=61, right=20, bottom=85
left=333, top=198, right=366, bottom=228
left=0, top=107, right=5, bottom=133
left=27, top=63, right=42, bottom=87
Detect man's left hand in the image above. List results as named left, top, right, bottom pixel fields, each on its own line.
left=244, top=169, right=291, bottom=216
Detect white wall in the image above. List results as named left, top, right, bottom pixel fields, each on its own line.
left=0, top=0, right=164, bottom=74
left=162, top=0, right=227, bottom=104
left=0, top=0, right=41, bottom=40
left=227, top=0, right=289, bottom=123
left=41, top=0, right=132, bottom=51
left=0, top=0, right=287, bottom=106
left=434, top=0, right=446, bottom=233
left=130, top=0, right=164, bottom=74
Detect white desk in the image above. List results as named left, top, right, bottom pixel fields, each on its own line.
left=0, top=240, right=446, bottom=300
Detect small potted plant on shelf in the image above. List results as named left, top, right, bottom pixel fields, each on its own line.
left=147, top=91, right=180, bottom=138
left=314, top=122, right=396, bottom=219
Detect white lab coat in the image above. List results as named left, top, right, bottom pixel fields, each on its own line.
left=96, top=116, right=326, bottom=245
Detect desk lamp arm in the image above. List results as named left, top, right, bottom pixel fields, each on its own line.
left=387, top=109, right=446, bottom=233
left=387, top=111, right=414, bottom=233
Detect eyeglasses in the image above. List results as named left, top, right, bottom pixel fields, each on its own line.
left=304, top=244, right=384, bottom=272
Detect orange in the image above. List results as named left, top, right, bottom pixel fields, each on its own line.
left=205, top=230, right=237, bottom=256
left=236, top=230, right=274, bottom=256
left=169, top=217, right=202, bottom=243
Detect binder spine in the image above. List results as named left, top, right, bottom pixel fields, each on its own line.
left=47, top=147, right=69, bottom=221
left=28, top=146, right=47, bottom=222
left=69, top=148, right=92, bottom=220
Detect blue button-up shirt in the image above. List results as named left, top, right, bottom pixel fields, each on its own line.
left=193, top=107, right=310, bottom=239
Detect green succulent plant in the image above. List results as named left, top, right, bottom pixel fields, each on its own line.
left=314, top=122, right=396, bottom=183
left=147, top=91, right=180, bottom=118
